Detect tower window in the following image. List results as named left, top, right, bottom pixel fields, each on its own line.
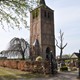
left=44, top=11, right=51, bottom=19
left=44, top=11, right=46, bottom=17
left=36, top=9, right=39, bottom=17
left=32, top=9, right=39, bottom=19
left=48, top=12, right=50, bottom=18
left=32, top=11, right=36, bottom=19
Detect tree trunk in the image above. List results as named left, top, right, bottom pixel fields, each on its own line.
left=60, top=48, right=63, bottom=60
left=21, top=51, right=25, bottom=60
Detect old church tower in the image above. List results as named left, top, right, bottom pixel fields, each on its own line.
left=30, top=0, right=56, bottom=60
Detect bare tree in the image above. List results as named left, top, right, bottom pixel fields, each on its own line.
left=56, top=30, right=67, bottom=60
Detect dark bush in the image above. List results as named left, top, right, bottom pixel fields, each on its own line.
left=60, top=66, right=68, bottom=71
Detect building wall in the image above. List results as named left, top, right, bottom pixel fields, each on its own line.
left=30, top=6, right=56, bottom=60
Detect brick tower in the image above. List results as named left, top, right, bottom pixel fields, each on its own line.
left=30, top=0, right=56, bottom=60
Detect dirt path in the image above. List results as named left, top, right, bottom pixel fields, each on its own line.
left=28, top=71, right=78, bottom=80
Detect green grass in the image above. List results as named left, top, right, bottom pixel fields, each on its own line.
left=0, top=67, right=48, bottom=79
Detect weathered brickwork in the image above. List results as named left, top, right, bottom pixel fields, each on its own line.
left=30, top=1, right=56, bottom=60
left=0, top=60, right=51, bottom=74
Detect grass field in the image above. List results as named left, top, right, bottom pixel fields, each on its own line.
left=0, top=67, right=78, bottom=80
left=0, top=67, right=47, bottom=80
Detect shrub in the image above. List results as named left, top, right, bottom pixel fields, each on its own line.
left=72, top=67, right=77, bottom=71
left=60, top=66, right=68, bottom=71
left=35, top=56, right=43, bottom=61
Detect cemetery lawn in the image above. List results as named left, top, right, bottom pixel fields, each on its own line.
left=0, top=67, right=47, bottom=80
left=0, top=67, right=78, bottom=80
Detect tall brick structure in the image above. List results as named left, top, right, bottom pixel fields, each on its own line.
left=30, top=0, right=56, bottom=60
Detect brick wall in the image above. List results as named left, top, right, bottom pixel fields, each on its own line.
left=0, top=60, right=50, bottom=74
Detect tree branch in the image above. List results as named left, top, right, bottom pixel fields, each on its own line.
left=62, top=43, right=68, bottom=49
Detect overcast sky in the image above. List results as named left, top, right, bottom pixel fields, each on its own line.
left=0, top=0, right=80, bottom=56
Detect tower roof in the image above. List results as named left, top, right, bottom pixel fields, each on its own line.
left=39, top=0, right=46, bottom=6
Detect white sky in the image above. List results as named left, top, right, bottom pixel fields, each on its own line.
left=0, top=0, right=80, bottom=56
left=47, top=0, right=80, bottom=55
